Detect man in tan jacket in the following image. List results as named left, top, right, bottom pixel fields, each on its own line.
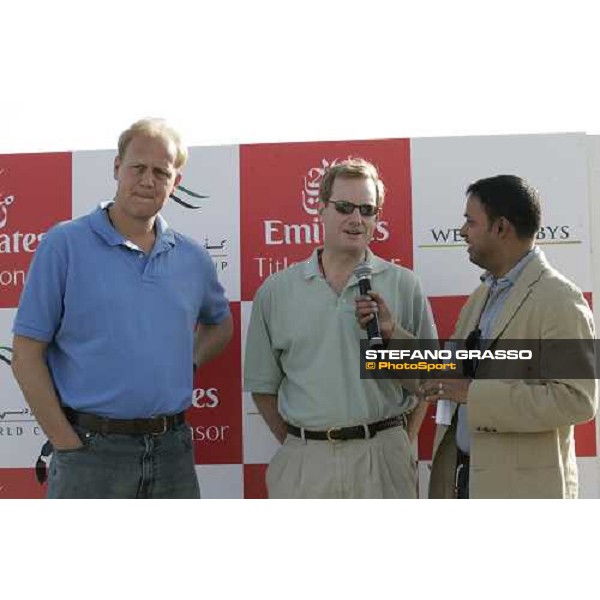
left=423, top=175, right=597, bottom=499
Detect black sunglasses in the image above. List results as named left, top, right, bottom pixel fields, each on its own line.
left=325, top=199, right=379, bottom=217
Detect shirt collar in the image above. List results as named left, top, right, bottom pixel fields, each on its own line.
left=480, top=246, right=539, bottom=289
left=90, top=200, right=175, bottom=250
left=302, top=247, right=390, bottom=281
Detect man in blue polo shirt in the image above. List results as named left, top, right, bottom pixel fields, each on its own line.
left=11, top=118, right=233, bottom=498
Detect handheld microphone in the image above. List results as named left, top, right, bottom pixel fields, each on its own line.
left=353, top=262, right=384, bottom=349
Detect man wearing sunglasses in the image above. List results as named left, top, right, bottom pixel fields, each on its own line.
left=244, top=158, right=436, bottom=498
left=423, top=175, right=596, bottom=499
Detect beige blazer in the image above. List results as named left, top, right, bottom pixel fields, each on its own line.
left=429, top=251, right=597, bottom=499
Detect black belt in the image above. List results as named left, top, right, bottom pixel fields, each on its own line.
left=287, top=414, right=407, bottom=442
left=64, top=408, right=186, bottom=435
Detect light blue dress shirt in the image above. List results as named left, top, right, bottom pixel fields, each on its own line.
left=456, top=247, right=539, bottom=454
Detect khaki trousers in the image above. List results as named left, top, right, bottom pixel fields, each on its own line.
left=266, top=425, right=417, bottom=499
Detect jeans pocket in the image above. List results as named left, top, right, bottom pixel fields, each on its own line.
left=53, top=446, right=87, bottom=455
left=174, top=424, right=193, bottom=451
left=53, top=426, right=100, bottom=454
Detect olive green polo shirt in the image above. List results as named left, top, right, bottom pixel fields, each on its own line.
left=244, top=248, right=437, bottom=429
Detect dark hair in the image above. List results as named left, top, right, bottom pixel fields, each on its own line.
left=466, top=175, right=541, bottom=239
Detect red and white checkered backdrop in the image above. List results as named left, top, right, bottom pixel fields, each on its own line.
left=1, top=133, right=597, bottom=498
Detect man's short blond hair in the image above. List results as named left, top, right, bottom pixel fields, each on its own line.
left=319, top=158, right=386, bottom=208
left=117, top=118, right=188, bottom=170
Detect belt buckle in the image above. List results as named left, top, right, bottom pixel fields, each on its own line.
left=152, top=416, right=168, bottom=436
left=326, top=427, right=341, bottom=443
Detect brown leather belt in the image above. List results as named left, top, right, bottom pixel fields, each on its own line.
left=287, top=414, right=407, bottom=442
left=64, top=407, right=186, bottom=435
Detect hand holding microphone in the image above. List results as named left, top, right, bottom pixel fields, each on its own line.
left=353, top=262, right=394, bottom=348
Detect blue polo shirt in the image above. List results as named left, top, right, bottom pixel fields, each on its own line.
left=13, top=204, right=230, bottom=418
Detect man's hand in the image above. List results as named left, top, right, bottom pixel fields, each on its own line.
left=252, top=394, right=286, bottom=444
left=419, top=377, right=472, bottom=404
left=12, top=335, right=83, bottom=450
left=406, top=400, right=429, bottom=443
left=355, top=291, right=395, bottom=340
left=53, top=439, right=84, bottom=451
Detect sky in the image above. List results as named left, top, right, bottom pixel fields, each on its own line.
left=3, top=2, right=598, bottom=598
left=2, top=1, right=599, bottom=154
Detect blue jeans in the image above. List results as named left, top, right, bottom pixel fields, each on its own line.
left=47, top=423, right=200, bottom=499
